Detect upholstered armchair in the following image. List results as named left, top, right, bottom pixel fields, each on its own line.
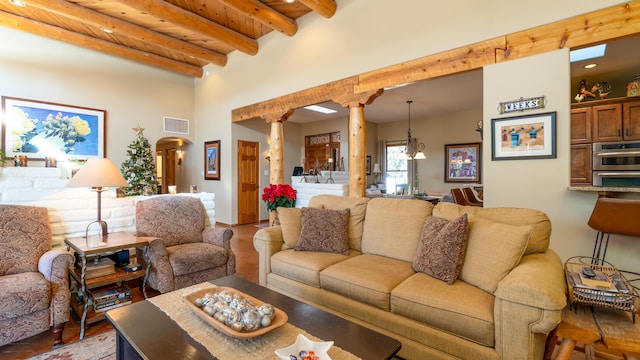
left=0, top=205, right=74, bottom=348
left=135, top=195, right=235, bottom=294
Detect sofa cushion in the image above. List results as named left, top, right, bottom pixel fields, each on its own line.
left=271, top=249, right=359, bottom=287
left=296, top=207, right=350, bottom=255
left=433, top=202, right=550, bottom=255
left=277, top=207, right=302, bottom=249
left=391, top=273, right=495, bottom=347
left=166, top=243, right=228, bottom=277
left=459, top=215, right=532, bottom=293
left=361, top=198, right=434, bottom=262
left=0, top=272, right=50, bottom=321
left=308, top=195, right=370, bottom=252
left=0, top=205, right=51, bottom=276
left=413, top=214, right=468, bottom=284
left=320, top=254, right=415, bottom=311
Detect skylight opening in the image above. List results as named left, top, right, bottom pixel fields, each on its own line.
left=570, top=44, right=606, bottom=62
left=304, top=105, right=337, bottom=114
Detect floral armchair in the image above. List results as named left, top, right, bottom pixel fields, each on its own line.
left=0, top=205, right=74, bottom=348
left=135, top=195, right=235, bottom=294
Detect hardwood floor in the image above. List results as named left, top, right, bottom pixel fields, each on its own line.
left=0, top=222, right=261, bottom=360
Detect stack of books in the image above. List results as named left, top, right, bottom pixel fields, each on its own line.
left=90, top=284, right=132, bottom=313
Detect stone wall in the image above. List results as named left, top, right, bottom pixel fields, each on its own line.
left=0, top=167, right=215, bottom=249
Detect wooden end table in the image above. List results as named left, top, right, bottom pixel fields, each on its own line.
left=544, top=305, right=640, bottom=360
left=65, top=232, right=156, bottom=339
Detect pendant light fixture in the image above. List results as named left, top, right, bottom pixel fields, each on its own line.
left=398, top=100, right=426, bottom=160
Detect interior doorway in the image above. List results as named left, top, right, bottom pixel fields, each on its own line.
left=156, top=138, right=190, bottom=194
left=237, top=140, right=259, bottom=225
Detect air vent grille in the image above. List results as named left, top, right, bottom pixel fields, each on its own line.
left=163, top=117, right=189, bottom=134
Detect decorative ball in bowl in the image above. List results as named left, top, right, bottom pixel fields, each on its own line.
left=275, top=334, right=333, bottom=360
left=184, top=287, right=287, bottom=339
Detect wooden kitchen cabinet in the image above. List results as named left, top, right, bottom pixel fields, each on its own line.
left=570, top=108, right=591, bottom=144
left=570, top=144, right=592, bottom=185
left=623, top=100, right=640, bottom=141
left=591, top=103, right=623, bottom=142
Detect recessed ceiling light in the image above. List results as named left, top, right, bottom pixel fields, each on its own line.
left=304, top=105, right=337, bottom=114
left=9, top=0, right=26, bottom=6
left=284, top=0, right=295, bottom=3
left=570, top=44, right=606, bottom=62
left=584, top=63, right=598, bottom=69
left=100, top=27, right=114, bottom=34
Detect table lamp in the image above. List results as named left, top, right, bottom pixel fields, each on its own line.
left=67, top=158, right=128, bottom=241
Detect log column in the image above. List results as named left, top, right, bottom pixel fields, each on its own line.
left=335, top=89, right=383, bottom=197
left=263, top=110, right=293, bottom=225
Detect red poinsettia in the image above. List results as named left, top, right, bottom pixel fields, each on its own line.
left=262, top=184, right=297, bottom=211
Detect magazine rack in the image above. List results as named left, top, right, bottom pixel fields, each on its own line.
left=564, top=256, right=638, bottom=322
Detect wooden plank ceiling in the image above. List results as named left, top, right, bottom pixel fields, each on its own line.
left=0, top=0, right=337, bottom=77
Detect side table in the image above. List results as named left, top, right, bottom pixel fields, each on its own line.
left=64, top=232, right=155, bottom=339
left=544, top=305, right=640, bottom=360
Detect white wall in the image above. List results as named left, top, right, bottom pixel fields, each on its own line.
left=0, top=27, right=195, bottom=170
left=484, top=50, right=640, bottom=274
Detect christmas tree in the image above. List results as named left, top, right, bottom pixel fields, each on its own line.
left=120, top=124, right=158, bottom=196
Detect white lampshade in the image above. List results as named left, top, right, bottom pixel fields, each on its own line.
left=413, top=151, right=426, bottom=160
left=373, top=163, right=381, bottom=174
left=67, top=158, right=128, bottom=188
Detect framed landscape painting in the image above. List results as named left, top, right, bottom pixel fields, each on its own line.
left=491, top=112, right=556, bottom=160
left=204, top=140, right=220, bottom=180
left=444, top=142, right=481, bottom=183
left=1, top=97, right=105, bottom=160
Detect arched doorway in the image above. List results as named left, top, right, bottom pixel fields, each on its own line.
left=156, top=137, right=191, bottom=194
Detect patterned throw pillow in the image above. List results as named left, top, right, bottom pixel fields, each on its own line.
left=295, top=207, right=350, bottom=255
left=412, top=214, right=468, bottom=284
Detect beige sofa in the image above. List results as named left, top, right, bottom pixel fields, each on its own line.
left=253, top=195, right=567, bottom=359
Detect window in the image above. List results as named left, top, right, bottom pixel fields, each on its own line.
left=385, top=142, right=408, bottom=194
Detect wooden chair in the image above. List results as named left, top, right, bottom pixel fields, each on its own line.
left=450, top=188, right=476, bottom=207
left=588, top=197, right=640, bottom=265
left=462, top=187, right=483, bottom=207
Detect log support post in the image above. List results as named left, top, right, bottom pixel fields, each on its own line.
left=263, top=110, right=293, bottom=225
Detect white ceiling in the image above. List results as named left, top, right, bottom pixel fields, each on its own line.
left=288, top=34, right=640, bottom=124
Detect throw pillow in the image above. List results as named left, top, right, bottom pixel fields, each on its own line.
left=458, top=215, right=532, bottom=293
left=277, top=207, right=302, bottom=249
left=412, top=214, right=468, bottom=284
left=295, top=207, right=350, bottom=255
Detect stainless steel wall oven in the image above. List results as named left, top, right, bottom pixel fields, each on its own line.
left=592, top=141, right=640, bottom=186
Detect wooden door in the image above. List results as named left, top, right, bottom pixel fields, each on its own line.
left=238, top=140, right=259, bottom=225
left=623, top=100, right=640, bottom=140
left=592, top=104, right=622, bottom=142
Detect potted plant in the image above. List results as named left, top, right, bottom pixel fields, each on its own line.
left=262, top=184, right=296, bottom=226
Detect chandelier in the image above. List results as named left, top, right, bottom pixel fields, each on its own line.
left=398, top=100, right=426, bottom=160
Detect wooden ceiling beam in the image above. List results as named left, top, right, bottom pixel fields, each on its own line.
left=355, top=37, right=505, bottom=94
left=232, top=77, right=360, bottom=122
left=22, top=0, right=227, bottom=67
left=297, top=0, right=337, bottom=19
left=114, top=0, right=259, bottom=56
left=498, top=2, right=640, bottom=62
left=0, top=10, right=203, bottom=77
left=217, top=0, right=298, bottom=37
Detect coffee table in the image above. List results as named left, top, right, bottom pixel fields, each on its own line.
left=106, top=275, right=401, bottom=360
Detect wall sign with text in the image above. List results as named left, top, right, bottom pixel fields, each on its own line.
left=498, top=96, right=546, bottom=114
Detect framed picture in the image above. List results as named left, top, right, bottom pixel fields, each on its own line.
left=445, top=142, right=481, bottom=183
left=2, top=96, right=106, bottom=160
left=365, top=155, right=371, bottom=175
left=491, top=112, right=556, bottom=160
left=204, top=140, right=220, bottom=180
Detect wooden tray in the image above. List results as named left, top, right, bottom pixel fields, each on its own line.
left=184, top=287, right=288, bottom=339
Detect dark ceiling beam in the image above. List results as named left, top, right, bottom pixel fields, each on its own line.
left=23, top=0, right=227, bottom=67
left=114, top=0, right=259, bottom=56
left=217, top=0, right=298, bottom=36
